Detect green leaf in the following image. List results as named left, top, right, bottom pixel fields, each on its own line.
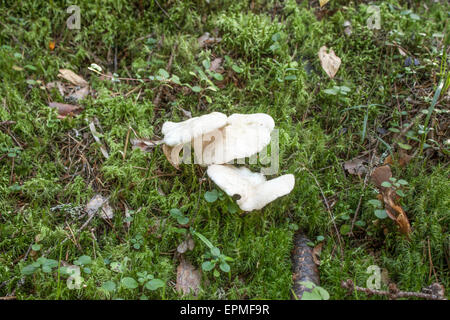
left=340, top=224, right=351, bottom=235
left=368, top=199, right=382, bottom=208
left=409, top=13, right=420, bottom=20
left=121, top=277, right=138, bottom=289
left=202, top=261, right=216, bottom=271
left=355, top=220, right=366, bottom=227
left=145, top=279, right=165, bottom=290
left=204, top=190, right=218, bottom=203
left=21, top=264, right=38, bottom=275
left=212, top=73, right=224, bottom=81
left=202, top=59, right=210, bottom=70
left=158, top=68, right=169, bottom=79
left=170, top=208, right=182, bottom=218
left=192, top=86, right=201, bottom=93
left=374, top=209, right=388, bottom=219
left=381, top=181, right=392, bottom=188
left=315, top=286, right=330, bottom=300
left=219, top=262, right=230, bottom=272
left=396, top=190, right=406, bottom=197
left=284, top=74, right=297, bottom=81
left=32, top=244, right=41, bottom=251
left=102, top=281, right=116, bottom=292
left=398, top=179, right=408, bottom=185
left=211, top=247, right=220, bottom=257
left=83, top=267, right=92, bottom=274
left=232, top=65, right=243, bottom=73
left=316, top=235, right=325, bottom=242
left=398, top=143, right=412, bottom=150
left=177, top=216, right=189, bottom=225
left=76, top=255, right=92, bottom=265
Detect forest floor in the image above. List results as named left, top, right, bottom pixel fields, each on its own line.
left=0, top=0, right=448, bottom=300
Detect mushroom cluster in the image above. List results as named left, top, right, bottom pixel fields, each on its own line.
left=161, top=112, right=295, bottom=212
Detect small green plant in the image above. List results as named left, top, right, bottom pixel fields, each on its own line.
left=130, top=234, right=144, bottom=250
left=169, top=208, right=189, bottom=225
left=192, top=230, right=233, bottom=277
left=21, top=257, right=59, bottom=275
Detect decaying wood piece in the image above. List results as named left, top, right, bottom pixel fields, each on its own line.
left=291, top=232, right=320, bottom=299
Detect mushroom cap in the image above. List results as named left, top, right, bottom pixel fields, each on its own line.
left=201, top=113, right=275, bottom=165
left=207, top=164, right=295, bottom=211
left=162, top=112, right=227, bottom=146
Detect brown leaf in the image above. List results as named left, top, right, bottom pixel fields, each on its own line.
left=371, top=165, right=392, bottom=189
left=58, top=69, right=88, bottom=87
left=398, top=150, right=413, bottom=167
left=198, top=32, right=222, bottom=48
left=176, top=259, right=202, bottom=296
left=209, top=58, right=224, bottom=73
left=382, top=188, right=411, bottom=235
left=344, top=158, right=367, bottom=176
left=48, top=102, right=82, bottom=118
left=319, top=0, right=330, bottom=7
left=162, top=144, right=182, bottom=170
left=318, top=46, right=341, bottom=78
left=131, top=138, right=158, bottom=152
left=312, top=242, right=323, bottom=266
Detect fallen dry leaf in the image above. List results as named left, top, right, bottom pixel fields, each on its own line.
left=209, top=58, right=224, bottom=73
left=177, top=234, right=195, bottom=254
left=371, top=165, right=411, bottom=235
left=318, top=46, right=341, bottom=78
left=86, top=194, right=114, bottom=220
left=176, top=258, right=202, bottom=296
left=198, top=32, right=222, bottom=48
left=48, top=102, right=82, bottom=118
left=131, top=138, right=158, bottom=152
left=344, top=158, right=367, bottom=176
left=162, top=144, right=182, bottom=170
left=312, top=242, right=323, bottom=266
left=319, top=0, right=330, bottom=7
left=68, top=86, right=90, bottom=101
left=370, top=165, right=392, bottom=190
left=58, top=69, right=88, bottom=87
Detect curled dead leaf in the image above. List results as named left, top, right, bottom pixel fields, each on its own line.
left=318, top=46, right=341, bottom=78
left=312, top=242, right=323, bottom=266
left=162, top=144, right=182, bottom=170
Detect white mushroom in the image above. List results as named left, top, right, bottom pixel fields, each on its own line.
left=162, top=112, right=227, bottom=146
left=207, top=164, right=295, bottom=211
left=201, top=113, right=275, bottom=165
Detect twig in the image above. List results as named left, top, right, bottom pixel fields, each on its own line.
left=341, top=279, right=446, bottom=300
left=123, top=127, right=131, bottom=160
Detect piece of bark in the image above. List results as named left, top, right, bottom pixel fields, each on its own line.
left=291, top=232, right=320, bottom=299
